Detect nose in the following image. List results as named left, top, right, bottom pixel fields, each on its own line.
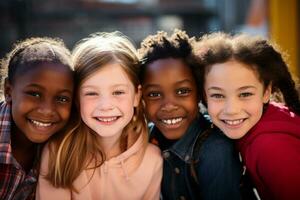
left=161, top=96, right=179, bottom=112
left=223, top=98, right=241, bottom=115
left=98, top=95, right=114, bottom=111
left=37, top=99, right=56, bottom=116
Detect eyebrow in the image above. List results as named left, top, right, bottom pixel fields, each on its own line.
left=238, top=86, right=257, bottom=91
left=81, top=83, right=130, bottom=89
left=207, top=85, right=257, bottom=91
left=26, top=83, right=73, bottom=94
left=143, top=83, right=160, bottom=90
left=207, top=86, right=222, bottom=91
left=144, top=79, right=193, bottom=89
left=176, top=79, right=194, bottom=85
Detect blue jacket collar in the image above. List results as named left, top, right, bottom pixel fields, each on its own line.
left=151, top=114, right=209, bottom=162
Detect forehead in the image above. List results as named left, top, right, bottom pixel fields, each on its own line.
left=205, top=60, right=262, bottom=87
left=144, top=58, right=195, bottom=85
left=82, top=63, right=132, bottom=86
left=15, top=62, right=73, bottom=81
left=13, top=63, right=74, bottom=90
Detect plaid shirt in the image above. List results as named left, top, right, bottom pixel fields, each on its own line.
left=0, top=101, right=39, bottom=200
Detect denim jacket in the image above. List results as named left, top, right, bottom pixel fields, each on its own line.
left=150, top=115, right=242, bottom=200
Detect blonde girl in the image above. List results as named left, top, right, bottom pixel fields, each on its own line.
left=36, top=32, right=163, bottom=200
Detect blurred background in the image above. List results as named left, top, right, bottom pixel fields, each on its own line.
left=0, top=0, right=299, bottom=77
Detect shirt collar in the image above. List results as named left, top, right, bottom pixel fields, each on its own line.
left=151, top=114, right=209, bottom=162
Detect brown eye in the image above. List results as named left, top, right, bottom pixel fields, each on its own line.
left=239, top=92, right=253, bottom=98
left=113, top=90, right=125, bottom=95
left=176, top=88, right=191, bottom=95
left=26, top=91, right=41, bottom=98
left=210, top=94, right=224, bottom=99
left=147, top=91, right=161, bottom=98
left=56, top=96, right=70, bottom=103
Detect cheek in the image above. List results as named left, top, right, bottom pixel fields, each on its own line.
left=11, top=97, right=32, bottom=115
left=247, top=101, right=264, bottom=119
left=186, top=100, right=199, bottom=118
left=206, top=101, right=221, bottom=120
left=143, top=101, right=157, bottom=119
left=79, top=98, right=92, bottom=118
left=58, top=104, right=73, bottom=120
left=122, top=98, right=135, bottom=116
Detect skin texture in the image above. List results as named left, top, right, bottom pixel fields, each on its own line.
left=204, top=60, right=271, bottom=139
left=142, top=58, right=198, bottom=140
left=5, top=63, right=74, bottom=144
left=79, top=63, right=141, bottom=155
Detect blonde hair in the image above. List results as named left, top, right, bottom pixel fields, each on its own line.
left=46, top=32, right=148, bottom=191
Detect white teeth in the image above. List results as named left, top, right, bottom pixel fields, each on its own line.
left=97, top=117, right=117, bottom=122
left=224, top=119, right=244, bottom=125
left=162, top=117, right=183, bottom=125
left=30, top=119, right=52, bottom=127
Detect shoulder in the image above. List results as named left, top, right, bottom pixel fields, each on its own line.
left=243, top=133, right=300, bottom=179
left=248, top=133, right=300, bottom=160
left=196, top=127, right=238, bottom=157
left=39, top=143, right=51, bottom=175
left=203, top=128, right=235, bottom=152
left=143, top=143, right=163, bottom=167
left=245, top=133, right=300, bottom=192
left=260, top=102, right=300, bottom=124
left=196, top=128, right=239, bottom=167
left=145, top=143, right=162, bottom=160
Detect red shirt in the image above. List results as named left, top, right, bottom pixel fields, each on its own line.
left=237, top=102, right=300, bottom=200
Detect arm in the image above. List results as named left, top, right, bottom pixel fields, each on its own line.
left=251, top=133, right=300, bottom=199
left=35, top=144, right=71, bottom=200
left=142, top=145, right=163, bottom=200
left=197, top=133, right=242, bottom=200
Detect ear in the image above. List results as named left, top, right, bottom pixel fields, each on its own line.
left=263, top=83, right=272, bottom=103
left=4, top=78, right=12, bottom=102
left=134, top=85, right=142, bottom=107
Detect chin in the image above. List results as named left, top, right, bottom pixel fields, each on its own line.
left=223, top=132, right=245, bottom=140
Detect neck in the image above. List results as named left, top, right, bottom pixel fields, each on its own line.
left=11, top=123, right=36, bottom=172
left=98, top=135, right=122, bottom=160
left=11, top=123, right=35, bottom=151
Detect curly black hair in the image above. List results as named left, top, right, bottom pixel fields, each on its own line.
left=138, top=29, right=201, bottom=97
left=195, top=32, right=300, bottom=115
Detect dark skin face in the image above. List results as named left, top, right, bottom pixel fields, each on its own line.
left=142, top=58, right=199, bottom=140
left=5, top=62, right=74, bottom=171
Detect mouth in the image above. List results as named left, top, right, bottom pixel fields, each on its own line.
left=221, top=118, right=246, bottom=126
left=95, top=116, right=120, bottom=124
left=160, top=117, right=183, bottom=126
left=28, top=119, right=56, bottom=128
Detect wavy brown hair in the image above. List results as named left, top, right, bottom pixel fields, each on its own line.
left=46, top=32, right=148, bottom=191
left=195, top=32, right=300, bottom=115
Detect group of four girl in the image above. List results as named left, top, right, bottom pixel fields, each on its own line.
left=0, top=29, right=299, bottom=200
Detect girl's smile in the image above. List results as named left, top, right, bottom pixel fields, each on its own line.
left=79, top=62, right=141, bottom=139
left=142, top=58, right=198, bottom=140
left=7, top=63, right=74, bottom=143
left=220, top=118, right=248, bottom=131
left=204, top=60, right=271, bottom=139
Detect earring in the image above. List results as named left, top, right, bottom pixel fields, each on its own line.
left=133, top=115, right=137, bottom=122
left=132, top=107, right=137, bottom=122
